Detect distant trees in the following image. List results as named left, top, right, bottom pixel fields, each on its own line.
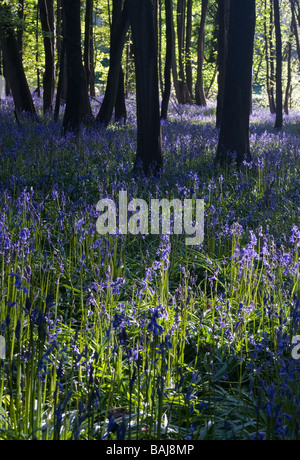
left=264, top=0, right=276, bottom=114
left=2, top=0, right=300, bottom=170
left=175, top=0, right=193, bottom=104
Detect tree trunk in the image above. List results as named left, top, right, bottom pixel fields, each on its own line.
left=54, top=39, right=66, bottom=121
left=195, top=0, right=208, bottom=106
left=215, top=0, right=255, bottom=168
left=185, top=0, right=193, bottom=99
left=115, top=66, right=127, bottom=122
left=39, top=0, right=56, bottom=113
left=56, top=0, right=67, bottom=101
left=54, top=0, right=67, bottom=120
left=290, top=0, right=300, bottom=60
left=127, top=0, right=163, bottom=176
left=177, top=0, right=186, bottom=102
left=153, top=0, right=159, bottom=84
left=125, top=32, right=132, bottom=97
left=161, top=0, right=173, bottom=120
left=89, top=16, right=96, bottom=98
left=158, top=0, right=164, bottom=97
left=216, top=0, right=230, bottom=127
left=56, top=0, right=62, bottom=70
left=84, top=0, right=95, bottom=97
left=176, top=0, right=192, bottom=104
left=62, top=0, right=92, bottom=133
left=273, top=0, right=283, bottom=129
left=269, top=3, right=277, bottom=114
left=0, top=4, right=36, bottom=114
left=171, top=0, right=180, bottom=102
left=284, top=31, right=292, bottom=115
left=36, top=4, right=41, bottom=97
left=97, top=0, right=129, bottom=126
left=264, top=0, right=275, bottom=114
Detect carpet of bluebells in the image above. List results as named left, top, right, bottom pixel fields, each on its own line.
left=0, top=93, right=299, bottom=440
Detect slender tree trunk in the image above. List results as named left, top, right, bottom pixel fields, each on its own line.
left=97, top=0, right=129, bottom=126
left=39, top=0, right=56, bottom=113
left=0, top=4, right=36, bottom=114
left=177, top=0, right=192, bottom=104
left=185, top=0, right=193, bottom=99
left=56, top=0, right=62, bottom=71
left=62, top=0, right=92, bottom=133
left=89, top=13, right=96, bottom=98
left=216, top=0, right=230, bottom=127
left=215, top=0, right=256, bottom=168
left=269, top=3, right=277, bottom=114
left=54, top=0, right=66, bottom=120
left=54, top=39, right=66, bottom=120
left=177, top=0, right=186, bottom=96
left=36, top=4, right=41, bottom=97
left=161, top=0, right=173, bottom=120
left=125, top=32, right=131, bottom=97
left=264, top=0, right=275, bottom=114
left=84, top=0, right=95, bottom=97
left=158, top=0, right=164, bottom=97
left=195, top=0, right=208, bottom=106
left=56, top=0, right=67, bottom=101
left=273, top=0, right=283, bottom=129
left=171, top=0, right=180, bottom=102
left=284, top=31, right=292, bottom=115
left=127, top=0, right=163, bottom=176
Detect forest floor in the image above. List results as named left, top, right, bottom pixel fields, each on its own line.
left=0, top=95, right=299, bottom=440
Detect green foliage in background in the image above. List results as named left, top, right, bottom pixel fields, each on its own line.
left=1, top=0, right=299, bottom=106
